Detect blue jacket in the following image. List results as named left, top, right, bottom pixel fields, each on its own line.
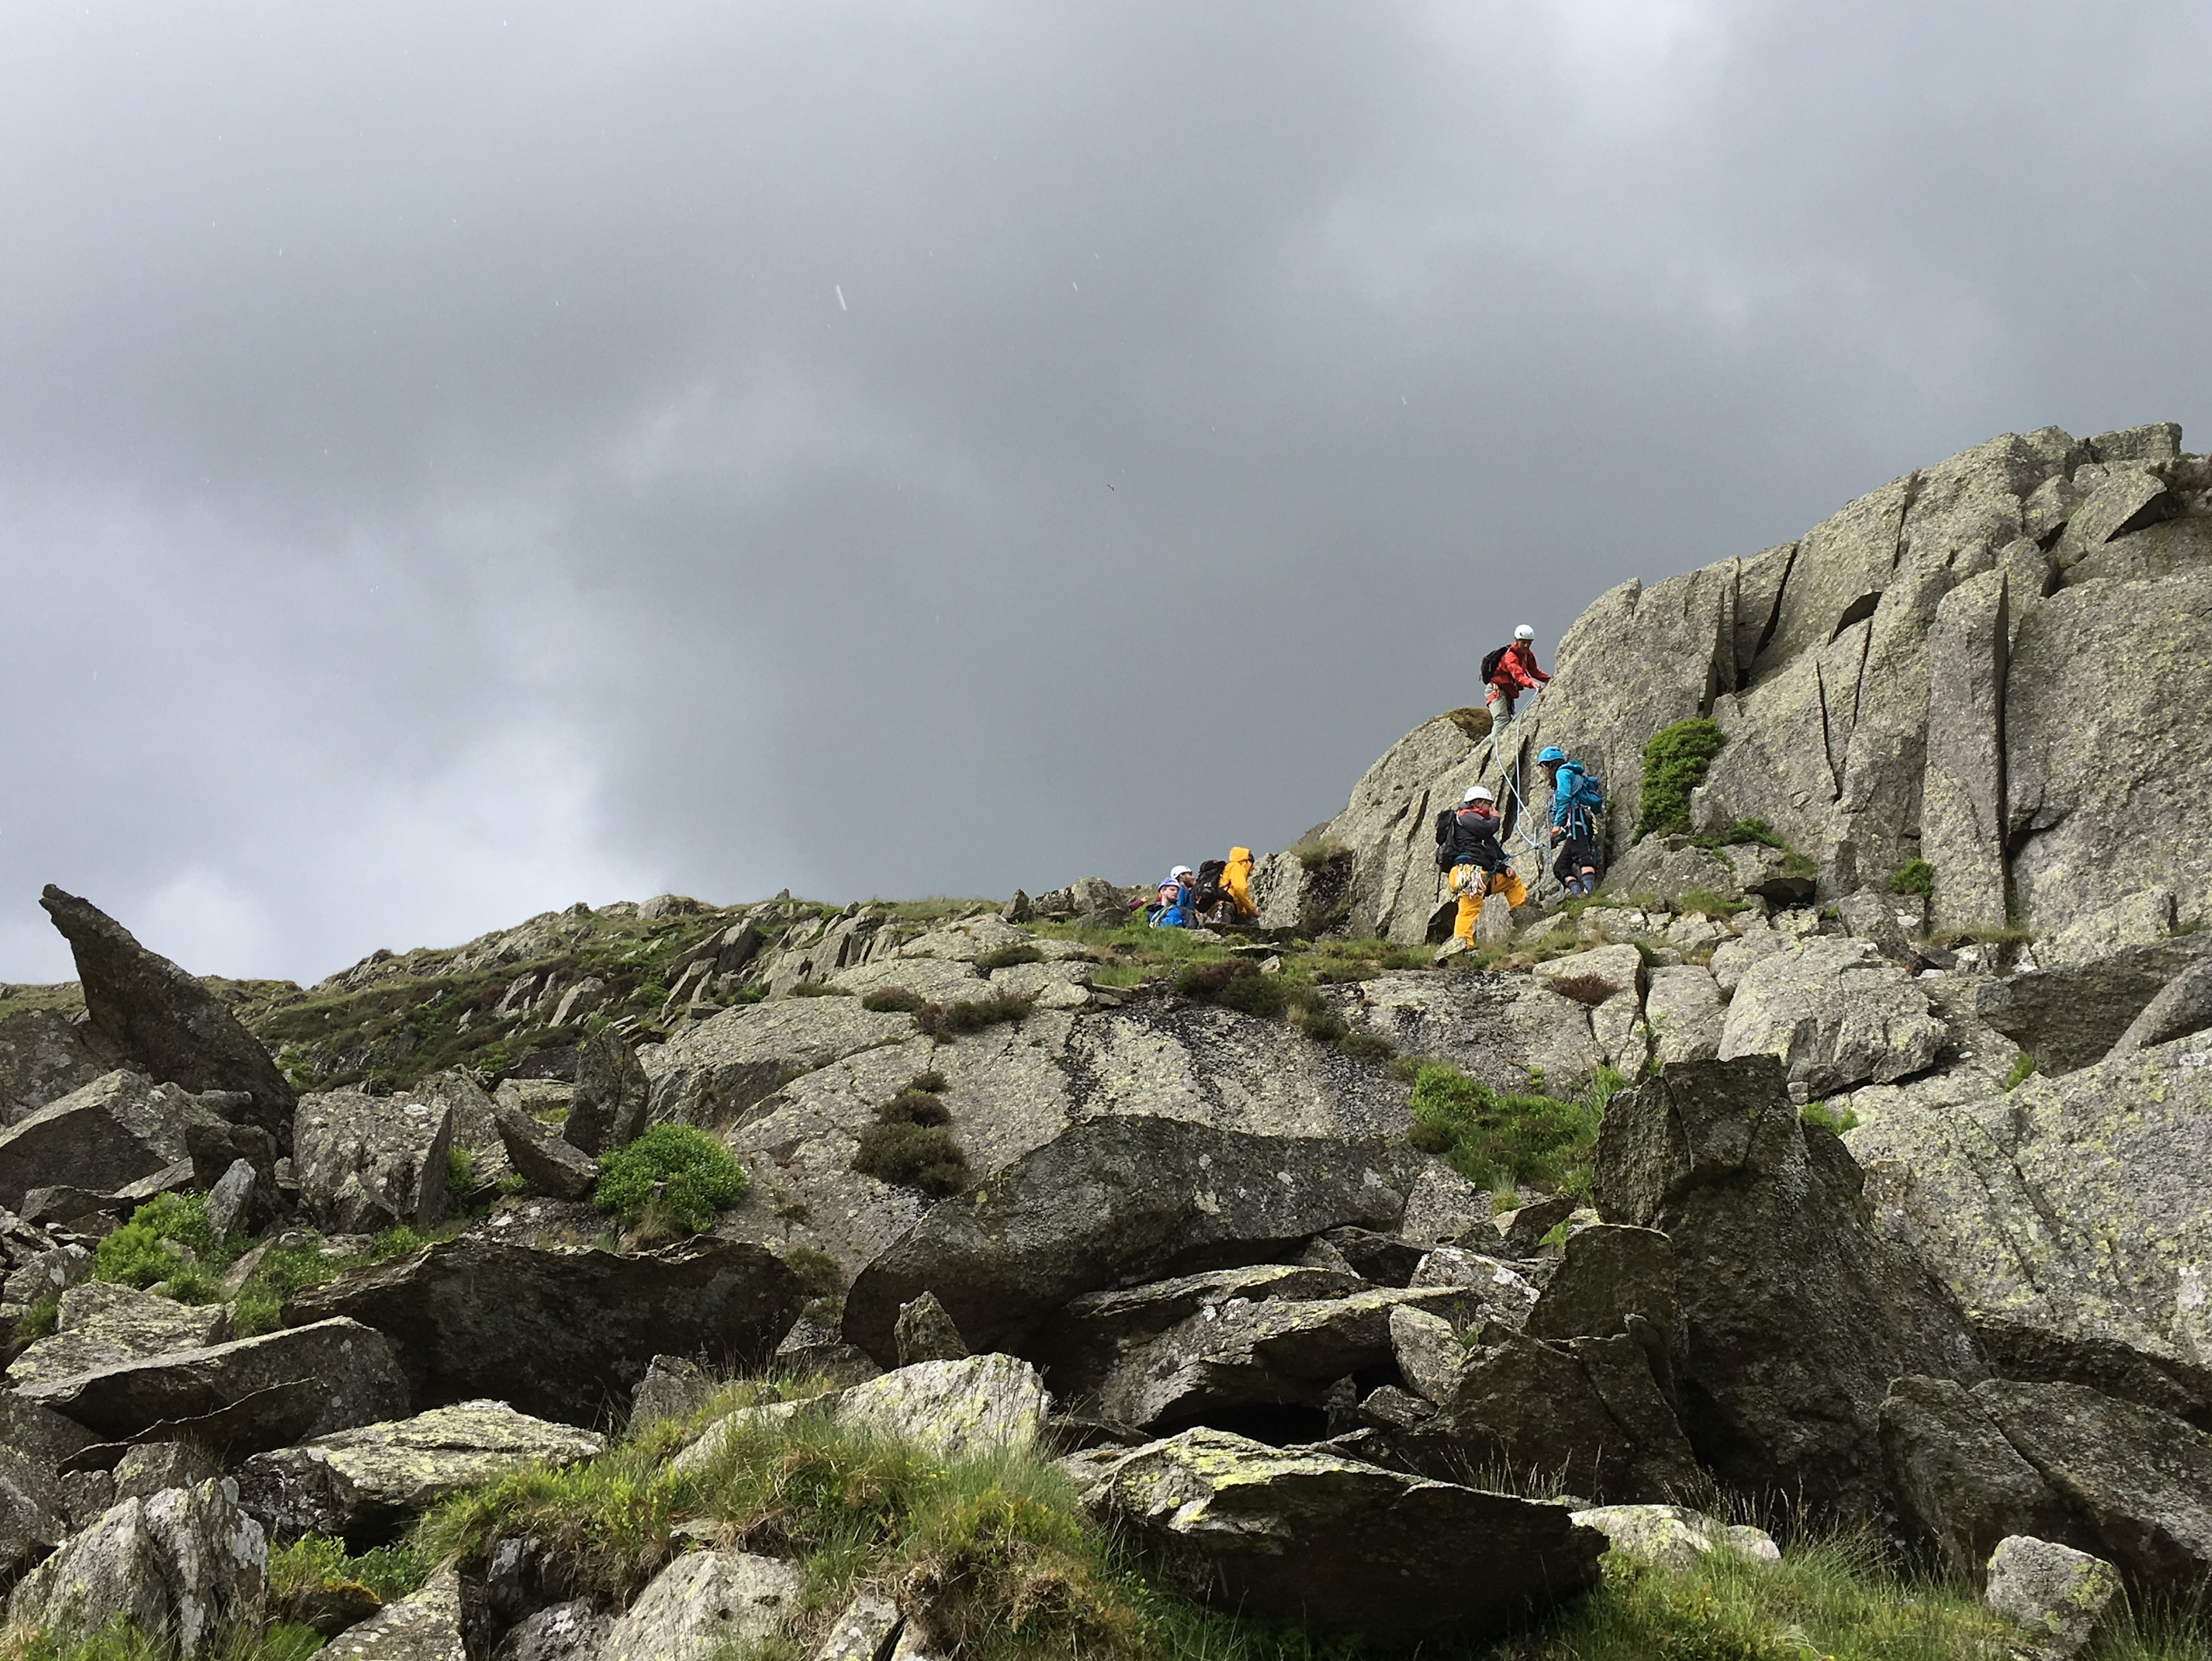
left=1551, top=761, right=1602, bottom=839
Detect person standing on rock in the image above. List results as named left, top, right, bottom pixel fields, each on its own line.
left=1482, top=625, right=1550, bottom=733
left=1537, top=745, right=1605, bottom=897
left=1435, top=786, right=1525, bottom=945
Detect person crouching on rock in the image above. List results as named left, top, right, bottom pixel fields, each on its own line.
left=1483, top=624, right=1550, bottom=732
left=1436, top=786, right=1525, bottom=945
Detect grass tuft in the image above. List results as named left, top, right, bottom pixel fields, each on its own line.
left=1406, top=1062, right=1623, bottom=1197
left=915, top=993, right=1035, bottom=1042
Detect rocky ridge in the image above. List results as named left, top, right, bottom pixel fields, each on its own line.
left=1, top=420, right=2209, bottom=1657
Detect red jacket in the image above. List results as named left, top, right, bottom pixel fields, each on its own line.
left=1490, top=641, right=1550, bottom=692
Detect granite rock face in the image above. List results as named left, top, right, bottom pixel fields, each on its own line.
left=292, top=1090, right=454, bottom=1237
left=1847, top=1035, right=2212, bottom=1421
left=841, top=1115, right=1417, bottom=1364
left=1717, top=938, right=1946, bottom=1097
left=0, top=1009, right=118, bottom=1129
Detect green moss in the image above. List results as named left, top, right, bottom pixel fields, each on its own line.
left=1635, top=718, right=1726, bottom=842
left=268, top=1533, right=430, bottom=1613
left=862, top=986, right=929, bottom=1014
left=593, top=1125, right=748, bottom=1232
left=2003, top=1053, right=2037, bottom=1093
left=1889, top=860, right=1935, bottom=899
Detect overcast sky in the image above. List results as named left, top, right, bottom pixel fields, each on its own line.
left=4, top=2, right=2207, bottom=986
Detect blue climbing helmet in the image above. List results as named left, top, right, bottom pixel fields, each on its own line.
left=1538, top=745, right=1566, bottom=765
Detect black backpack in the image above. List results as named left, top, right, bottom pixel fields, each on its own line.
left=1433, top=806, right=1503, bottom=873
left=1479, top=645, right=1509, bottom=685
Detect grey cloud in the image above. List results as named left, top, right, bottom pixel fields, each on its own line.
left=3, top=1, right=2207, bottom=981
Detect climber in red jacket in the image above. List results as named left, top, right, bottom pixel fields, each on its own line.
left=1484, top=625, right=1551, bottom=731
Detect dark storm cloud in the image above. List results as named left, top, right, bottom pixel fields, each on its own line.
left=4, top=2, right=2207, bottom=982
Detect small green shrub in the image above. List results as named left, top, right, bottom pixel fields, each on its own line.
left=1546, top=974, right=1617, bottom=1008
left=1799, top=1101, right=1860, bottom=1135
left=851, top=1121, right=970, bottom=1196
left=1635, top=717, right=1726, bottom=841
left=915, top=993, right=1034, bottom=1041
left=2004, top=1053, right=2037, bottom=1092
left=976, top=942, right=1043, bottom=970
left=791, top=981, right=850, bottom=998
left=1289, top=838, right=1348, bottom=872
left=862, top=986, right=928, bottom=1014
left=878, top=1089, right=951, bottom=1127
left=910, top=1070, right=949, bottom=1093
left=1890, top=859, right=1935, bottom=899
left=269, top=1533, right=430, bottom=1613
left=447, top=1145, right=475, bottom=1194
left=593, top=1125, right=748, bottom=1232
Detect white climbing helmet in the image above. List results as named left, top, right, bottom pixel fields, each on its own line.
left=1514, top=624, right=1535, bottom=641
left=1463, top=786, right=1495, bottom=804
left=1172, top=865, right=1195, bottom=880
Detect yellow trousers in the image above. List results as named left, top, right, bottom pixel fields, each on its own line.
left=1450, top=863, right=1526, bottom=944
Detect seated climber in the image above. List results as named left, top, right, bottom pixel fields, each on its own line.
left=1148, top=866, right=1200, bottom=928
left=1482, top=624, right=1550, bottom=732
left=1538, top=745, right=1606, bottom=897
left=1433, top=786, right=1527, bottom=945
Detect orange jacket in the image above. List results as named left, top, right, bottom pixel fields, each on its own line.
left=1489, top=640, right=1550, bottom=692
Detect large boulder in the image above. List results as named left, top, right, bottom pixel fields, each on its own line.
left=1339, top=971, right=1606, bottom=1095
left=0, top=1070, right=226, bottom=1212
left=1847, top=1035, right=2212, bottom=1420
left=840, top=1116, right=1417, bottom=1365
left=832, top=1353, right=1048, bottom=1460
left=1882, top=1375, right=2212, bottom=1607
left=1984, top=1535, right=2122, bottom=1661
left=284, top=1238, right=805, bottom=1426
left=38, top=887, right=296, bottom=1147
left=1971, top=935, right=2212, bottom=1076
left=7, top=1283, right=230, bottom=1388
left=645, top=996, right=919, bottom=1129
left=0, top=1446, right=69, bottom=1597
left=563, top=1028, right=649, bottom=1156
left=237, top=1402, right=605, bottom=1546
left=598, top=1551, right=803, bottom=1661
left=1084, top=1427, right=1606, bottom=1642
left=1076, top=1285, right=1481, bottom=1434
left=2108, top=957, right=2212, bottom=1059
left=1879, top=1375, right=2086, bottom=1578
left=292, top=1089, right=454, bottom=1236
left=5, top=1477, right=267, bottom=1657
left=0, top=1008, right=118, bottom=1128
left=1593, top=1055, right=1985, bottom=1513
left=15, top=1318, right=409, bottom=1447
left=492, top=1104, right=597, bottom=1200
left=1716, top=937, right=1946, bottom=1097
